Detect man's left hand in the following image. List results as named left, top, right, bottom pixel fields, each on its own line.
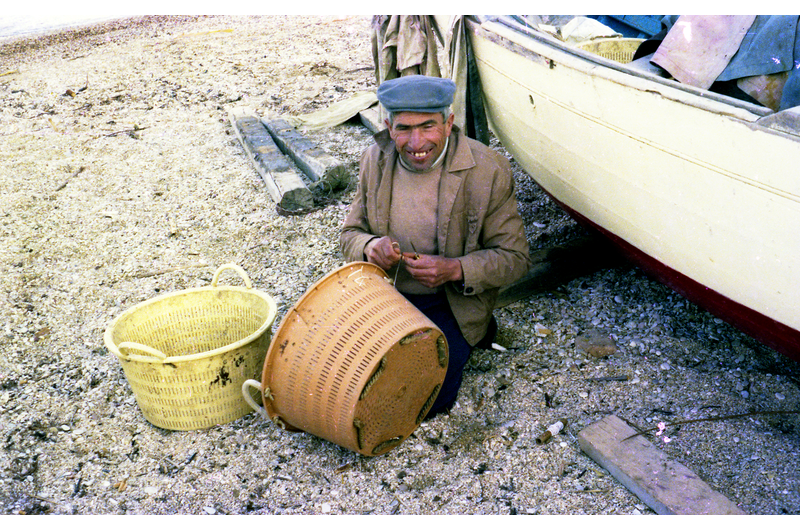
left=402, top=253, right=463, bottom=289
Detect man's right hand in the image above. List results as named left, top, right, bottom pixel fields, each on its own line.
left=364, top=236, right=402, bottom=270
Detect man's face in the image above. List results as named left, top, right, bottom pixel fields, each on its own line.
left=387, top=111, right=454, bottom=172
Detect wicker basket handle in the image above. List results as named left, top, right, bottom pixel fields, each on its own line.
left=212, top=263, right=253, bottom=289
left=242, top=379, right=269, bottom=419
left=118, top=341, right=168, bottom=362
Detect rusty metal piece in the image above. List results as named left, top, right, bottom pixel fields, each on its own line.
left=536, top=418, right=567, bottom=444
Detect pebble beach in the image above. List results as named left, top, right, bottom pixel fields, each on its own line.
left=1, top=15, right=799, bottom=516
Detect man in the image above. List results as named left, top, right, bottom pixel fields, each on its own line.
left=340, top=75, right=531, bottom=416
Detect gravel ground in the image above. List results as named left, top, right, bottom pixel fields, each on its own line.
left=1, top=15, right=799, bottom=516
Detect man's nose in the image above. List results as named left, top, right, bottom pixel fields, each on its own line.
left=408, top=127, right=425, bottom=147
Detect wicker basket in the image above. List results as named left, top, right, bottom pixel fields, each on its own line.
left=104, top=263, right=277, bottom=431
left=575, top=38, right=645, bottom=64
left=243, top=262, right=448, bottom=456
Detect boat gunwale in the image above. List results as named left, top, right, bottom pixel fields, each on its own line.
left=467, top=16, right=778, bottom=124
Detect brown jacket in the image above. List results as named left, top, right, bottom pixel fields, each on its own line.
left=340, top=127, right=531, bottom=345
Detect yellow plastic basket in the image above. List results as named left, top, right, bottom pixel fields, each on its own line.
left=104, top=263, right=278, bottom=431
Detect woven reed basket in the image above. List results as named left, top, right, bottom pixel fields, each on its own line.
left=576, top=38, right=645, bottom=64
left=243, top=262, right=448, bottom=456
left=104, top=263, right=277, bottom=431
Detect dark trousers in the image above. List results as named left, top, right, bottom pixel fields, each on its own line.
left=402, top=291, right=473, bottom=416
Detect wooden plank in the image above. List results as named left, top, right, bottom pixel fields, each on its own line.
left=262, top=117, right=351, bottom=191
left=577, top=415, right=746, bottom=514
left=359, top=105, right=385, bottom=134
left=496, top=234, right=626, bottom=307
left=757, top=107, right=800, bottom=137
left=228, top=108, right=313, bottom=212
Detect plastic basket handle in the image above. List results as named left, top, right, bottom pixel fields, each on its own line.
left=212, top=263, right=253, bottom=289
left=242, top=379, right=269, bottom=419
left=118, top=341, right=168, bottom=363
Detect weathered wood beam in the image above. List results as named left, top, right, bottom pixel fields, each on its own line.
left=358, top=105, right=385, bottom=134
left=228, top=108, right=313, bottom=212
left=578, top=415, right=746, bottom=514
left=757, top=106, right=800, bottom=137
left=497, top=234, right=626, bottom=307
left=262, top=117, right=351, bottom=191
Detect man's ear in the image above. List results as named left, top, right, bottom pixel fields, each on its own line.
left=444, top=113, right=455, bottom=136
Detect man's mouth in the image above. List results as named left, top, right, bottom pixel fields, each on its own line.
left=407, top=149, right=431, bottom=161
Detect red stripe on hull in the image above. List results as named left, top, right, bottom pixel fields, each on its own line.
left=554, top=201, right=800, bottom=364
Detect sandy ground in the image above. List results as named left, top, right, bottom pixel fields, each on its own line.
left=1, top=15, right=799, bottom=516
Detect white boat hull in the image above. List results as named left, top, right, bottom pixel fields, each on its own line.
left=465, top=16, right=800, bottom=361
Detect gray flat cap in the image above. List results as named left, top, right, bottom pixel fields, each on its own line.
left=377, top=75, right=456, bottom=113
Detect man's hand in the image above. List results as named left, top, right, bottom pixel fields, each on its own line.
left=402, top=252, right=463, bottom=289
left=364, top=236, right=402, bottom=270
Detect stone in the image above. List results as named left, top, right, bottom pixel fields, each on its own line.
left=575, top=328, right=618, bottom=358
